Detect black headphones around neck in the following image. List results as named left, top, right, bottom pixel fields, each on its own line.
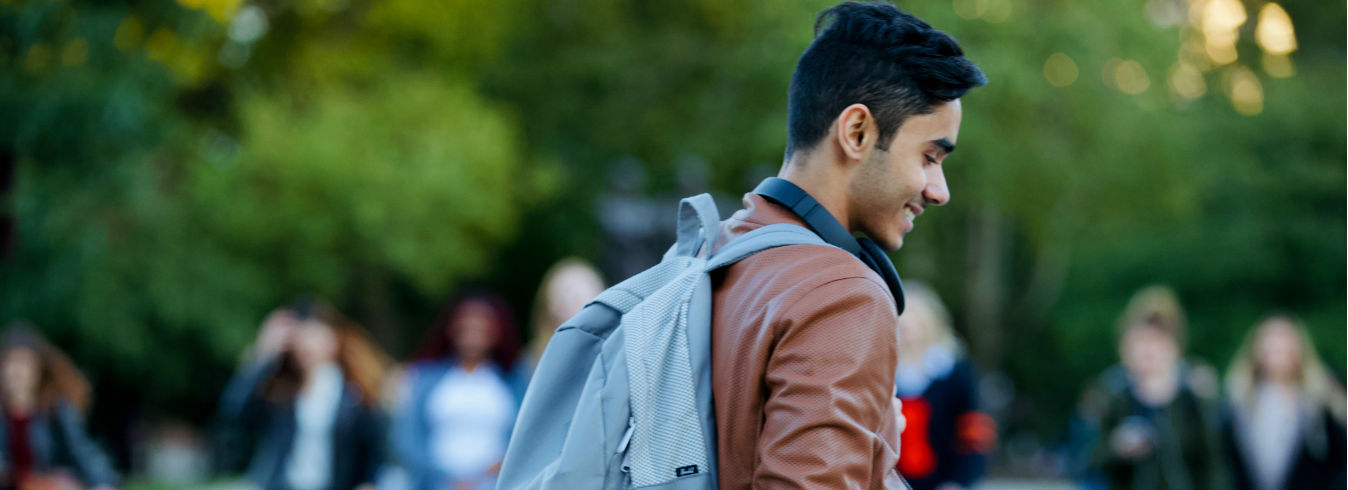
left=754, top=177, right=906, bottom=315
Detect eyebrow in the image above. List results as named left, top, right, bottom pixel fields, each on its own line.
left=932, top=138, right=956, bottom=155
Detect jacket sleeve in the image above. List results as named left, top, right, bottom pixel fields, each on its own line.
left=1219, top=404, right=1253, bottom=490
left=753, top=276, right=900, bottom=490
left=51, top=402, right=119, bottom=487
left=213, top=359, right=276, bottom=474
left=1325, top=409, right=1347, bottom=489
left=1085, top=372, right=1132, bottom=490
left=1202, top=398, right=1232, bottom=490
left=389, top=367, right=443, bottom=483
left=355, top=402, right=387, bottom=487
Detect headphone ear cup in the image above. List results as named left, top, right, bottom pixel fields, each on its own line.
left=857, top=238, right=905, bottom=315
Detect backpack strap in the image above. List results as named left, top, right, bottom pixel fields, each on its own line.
left=674, top=194, right=721, bottom=258
left=705, top=223, right=833, bottom=271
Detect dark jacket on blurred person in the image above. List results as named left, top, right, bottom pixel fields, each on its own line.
left=709, top=194, right=903, bottom=490
left=0, top=400, right=118, bottom=489
left=1085, top=363, right=1226, bottom=490
left=895, top=355, right=993, bottom=490
left=216, top=359, right=384, bottom=490
left=1221, top=403, right=1346, bottom=490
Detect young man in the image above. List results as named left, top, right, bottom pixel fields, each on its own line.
left=709, top=2, right=985, bottom=489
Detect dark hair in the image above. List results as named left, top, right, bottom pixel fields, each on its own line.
left=413, top=290, right=521, bottom=369
left=786, top=1, right=986, bottom=156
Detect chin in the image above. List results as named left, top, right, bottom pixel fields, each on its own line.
left=859, top=221, right=903, bottom=250
left=874, top=233, right=903, bottom=252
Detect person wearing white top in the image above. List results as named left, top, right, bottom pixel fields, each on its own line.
left=391, top=292, right=522, bottom=490
left=286, top=362, right=343, bottom=490
left=1222, top=313, right=1346, bottom=490
left=216, top=301, right=391, bottom=490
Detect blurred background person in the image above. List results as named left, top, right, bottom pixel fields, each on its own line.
left=0, top=323, right=117, bottom=490
left=518, top=258, right=606, bottom=391
left=893, top=283, right=994, bottom=490
left=1082, top=285, right=1225, bottom=490
left=215, top=299, right=390, bottom=490
left=1222, top=312, right=1346, bottom=490
left=391, top=291, right=520, bottom=490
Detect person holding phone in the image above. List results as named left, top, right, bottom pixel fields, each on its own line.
left=1082, top=286, right=1226, bottom=490
left=215, top=299, right=391, bottom=490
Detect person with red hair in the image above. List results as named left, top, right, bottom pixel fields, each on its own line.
left=390, top=291, right=521, bottom=490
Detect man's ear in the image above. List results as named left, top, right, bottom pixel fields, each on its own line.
left=834, top=103, right=878, bottom=163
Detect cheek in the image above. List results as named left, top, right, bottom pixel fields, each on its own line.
left=2, top=365, right=23, bottom=386
left=873, top=155, right=925, bottom=207
left=904, top=160, right=929, bottom=195
left=867, top=156, right=919, bottom=203
left=301, top=331, right=338, bottom=359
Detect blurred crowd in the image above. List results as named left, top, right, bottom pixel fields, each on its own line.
left=1067, top=286, right=1346, bottom=490
left=0, top=267, right=1342, bottom=490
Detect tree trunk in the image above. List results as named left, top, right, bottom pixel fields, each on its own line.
left=964, top=206, right=1011, bottom=370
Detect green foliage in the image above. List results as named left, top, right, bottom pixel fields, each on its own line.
left=1, top=0, right=541, bottom=417
left=192, top=75, right=527, bottom=297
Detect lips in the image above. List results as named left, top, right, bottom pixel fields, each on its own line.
left=901, top=204, right=923, bottom=234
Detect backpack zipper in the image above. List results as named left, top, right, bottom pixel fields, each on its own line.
left=616, top=416, right=635, bottom=455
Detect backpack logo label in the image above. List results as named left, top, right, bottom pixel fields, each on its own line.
left=676, top=465, right=699, bottom=477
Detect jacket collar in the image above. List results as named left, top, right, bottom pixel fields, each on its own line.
left=714, top=193, right=810, bottom=251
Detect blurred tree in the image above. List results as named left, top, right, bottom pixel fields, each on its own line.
left=0, top=0, right=546, bottom=421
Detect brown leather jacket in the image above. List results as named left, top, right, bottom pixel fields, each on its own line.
left=711, top=193, right=903, bottom=490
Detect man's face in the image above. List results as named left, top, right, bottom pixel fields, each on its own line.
left=848, top=100, right=961, bottom=250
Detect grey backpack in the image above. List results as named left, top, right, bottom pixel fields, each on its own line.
left=497, top=194, right=832, bottom=490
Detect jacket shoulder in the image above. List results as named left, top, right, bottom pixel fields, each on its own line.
left=735, top=243, right=886, bottom=291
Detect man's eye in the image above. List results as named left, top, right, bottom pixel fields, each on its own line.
left=924, top=155, right=937, bottom=163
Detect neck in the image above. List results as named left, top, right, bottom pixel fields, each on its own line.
left=460, top=357, right=485, bottom=373
left=1264, top=373, right=1298, bottom=388
left=1134, top=367, right=1179, bottom=405
left=780, top=149, right=854, bottom=231
left=5, top=393, right=34, bottom=416
left=299, top=361, right=337, bottom=389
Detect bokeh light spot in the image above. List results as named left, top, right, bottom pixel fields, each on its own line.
left=1044, top=53, right=1079, bottom=87
left=1261, top=52, right=1294, bottom=78
left=1168, top=62, right=1206, bottom=100
left=145, top=28, right=178, bottom=62
left=1200, top=0, right=1245, bottom=65
left=953, top=0, right=986, bottom=20
left=1255, top=3, right=1297, bottom=56
left=1113, top=60, right=1151, bottom=95
left=1223, top=65, right=1263, bottom=115
left=114, top=16, right=144, bottom=51
left=61, top=38, right=88, bottom=67
left=23, top=43, right=51, bottom=75
left=982, top=0, right=1013, bottom=23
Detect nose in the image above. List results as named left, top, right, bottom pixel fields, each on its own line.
left=923, top=165, right=950, bottom=206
